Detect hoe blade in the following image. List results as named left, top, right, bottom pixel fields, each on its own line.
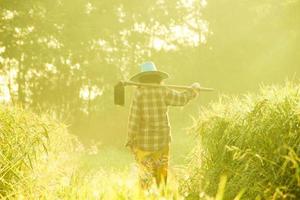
left=114, top=82, right=125, bottom=106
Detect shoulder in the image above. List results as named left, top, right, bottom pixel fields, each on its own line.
left=136, top=86, right=167, bottom=95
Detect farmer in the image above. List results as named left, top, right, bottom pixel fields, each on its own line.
left=126, top=61, right=201, bottom=190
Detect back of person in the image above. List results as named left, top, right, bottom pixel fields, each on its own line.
left=126, top=61, right=201, bottom=190
left=128, top=86, right=197, bottom=151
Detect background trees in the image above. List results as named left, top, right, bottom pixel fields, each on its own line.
left=0, top=0, right=299, bottom=144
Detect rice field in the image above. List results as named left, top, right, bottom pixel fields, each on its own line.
left=1, top=82, right=300, bottom=199
left=182, top=82, right=300, bottom=199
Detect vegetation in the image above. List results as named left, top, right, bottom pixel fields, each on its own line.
left=182, top=82, right=300, bottom=199
left=0, top=105, right=79, bottom=198
left=1, top=0, right=300, bottom=144
left=1, top=82, right=299, bottom=199
left=0, top=0, right=300, bottom=199
left=0, top=105, right=181, bottom=199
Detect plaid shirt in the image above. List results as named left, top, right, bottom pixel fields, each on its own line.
left=126, top=86, right=197, bottom=151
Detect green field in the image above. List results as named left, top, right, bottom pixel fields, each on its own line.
left=1, top=0, right=300, bottom=199
left=78, top=128, right=197, bottom=171
left=1, top=82, right=300, bottom=199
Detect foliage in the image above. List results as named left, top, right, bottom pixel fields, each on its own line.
left=0, top=105, right=79, bottom=198
left=0, top=104, right=182, bottom=199
left=182, top=82, right=300, bottom=199
left=1, top=0, right=299, bottom=143
left=2, top=82, right=300, bottom=199
left=0, top=0, right=210, bottom=142
left=0, top=104, right=232, bottom=200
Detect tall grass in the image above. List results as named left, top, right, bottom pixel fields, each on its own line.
left=0, top=105, right=47, bottom=197
left=2, top=82, right=300, bottom=199
left=182, top=82, right=300, bottom=199
left=0, top=105, right=184, bottom=199
left=0, top=105, right=226, bottom=200
left=0, top=105, right=79, bottom=199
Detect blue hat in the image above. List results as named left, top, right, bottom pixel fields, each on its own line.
left=130, top=61, right=169, bottom=82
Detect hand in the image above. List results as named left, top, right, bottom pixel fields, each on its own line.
left=191, top=82, right=201, bottom=94
left=125, top=140, right=136, bottom=153
left=191, top=82, right=201, bottom=90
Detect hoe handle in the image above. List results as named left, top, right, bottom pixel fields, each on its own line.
left=122, top=81, right=215, bottom=92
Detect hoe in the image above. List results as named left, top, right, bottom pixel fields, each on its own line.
left=114, top=81, right=214, bottom=106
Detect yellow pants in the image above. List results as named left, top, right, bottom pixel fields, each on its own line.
left=132, top=146, right=169, bottom=189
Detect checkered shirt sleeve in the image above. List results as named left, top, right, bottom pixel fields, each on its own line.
left=165, top=87, right=198, bottom=106
left=126, top=90, right=141, bottom=148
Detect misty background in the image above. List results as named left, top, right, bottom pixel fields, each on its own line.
left=0, top=0, right=299, bottom=149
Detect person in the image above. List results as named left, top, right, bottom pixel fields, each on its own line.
left=126, top=61, right=201, bottom=190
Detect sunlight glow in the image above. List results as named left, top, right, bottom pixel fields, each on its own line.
left=80, top=85, right=103, bottom=100
left=2, top=9, right=17, bottom=20
left=0, top=76, right=11, bottom=102
left=45, top=63, right=58, bottom=73
left=200, top=0, right=207, bottom=7
left=85, top=2, right=96, bottom=15
left=133, top=22, right=146, bottom=33
left=180, top=0, right=207, bottom=8
left=180, top=0, right=195, bottom=8
left=151, top=37, right=176, bottom=51
left=1, top=0, right=299, bottom=199
left=0, top=46, right=6, bottom=54
left=37, top=36, right=62, bottom=49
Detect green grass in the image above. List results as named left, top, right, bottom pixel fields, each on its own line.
left=0, top=105, right=80, bottom=199
left=1, top=82, right=300, bottom=199
left=0, top=105, right=194, bottom=199
left=77, top=128, right=197, bottom=172
left=182, top=81, right=300, bottom=199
